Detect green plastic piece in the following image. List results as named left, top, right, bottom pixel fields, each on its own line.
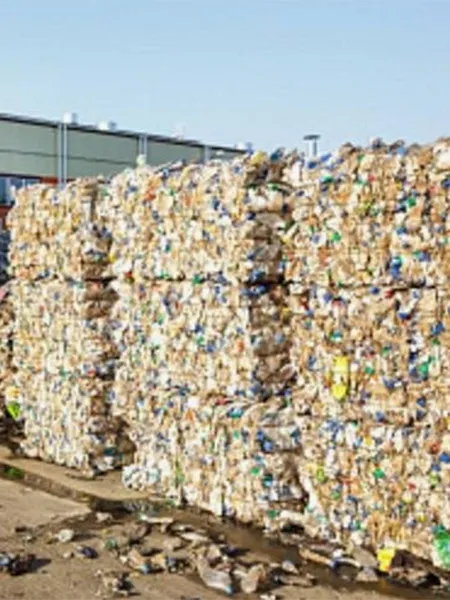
left=317, top=467, right=327, bottom=484
left=373, top=468, right=385, bottom=480
left=6, top=402, right=21, bottom=421
left=434, top=526, right=450, bottom=568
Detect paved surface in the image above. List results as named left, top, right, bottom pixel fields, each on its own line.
left=0, top=445, right=147, bottom=504
left=0, top=479, right=90, bottom=537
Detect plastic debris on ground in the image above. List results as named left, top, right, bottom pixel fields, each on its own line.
left=0, top=551, right=37, bottom=576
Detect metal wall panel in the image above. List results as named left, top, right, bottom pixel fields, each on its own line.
left=0, top=120, right=58, bottom=177
left=68, top=130, right=139, bottom=163
left=148, top=141, right=203, bottom=165
left=0, top=121, right=56, bottom=155
left=0, top=150, right=56, bottom=178
left=68, top=157, right=134, bottom=179
left=67, top=130, right=139, bottom=178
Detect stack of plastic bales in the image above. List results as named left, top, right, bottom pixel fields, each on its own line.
left=284, top=139, right=450, bottom=565
left=108, top=154, right=304, bottom=523
left=6, top=180, right=127, bottom=473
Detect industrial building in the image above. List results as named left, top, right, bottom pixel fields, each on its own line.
left=0, top=112, right=243, bottom=207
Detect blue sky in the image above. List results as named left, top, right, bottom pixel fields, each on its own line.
left=0, top=0, right=449, bottom=151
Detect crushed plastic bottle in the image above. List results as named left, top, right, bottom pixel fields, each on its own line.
left=240, top=564, right=266, bottom=594
left=196, top=556, right=234, bottom=595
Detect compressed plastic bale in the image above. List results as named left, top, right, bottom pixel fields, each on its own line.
left=111, top=281, right=292, bottom=405
left=0, top=284, right=13, bottom=422
left=7, top=179, right=123, bottom=472
left=108, top=157, right=293, bottom=284
left=10, top=278, right=121, bottom=471
left=281, top=139, right=450, bottom=565
left=284, top=141, right=450, bottom=288
left=217, top=400, right=306, bottom=526
left=178, top=399, right=228, bottom=515
left=121, top=391, right=181, bottom=498
left=108, top=153, right=296, bottom=507
left=7, top=180, right=113, bottom=281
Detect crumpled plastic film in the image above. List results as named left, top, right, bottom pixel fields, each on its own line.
left=7, top=179, right=124, bottom=472
left=283, top=139, right=450, bottom=565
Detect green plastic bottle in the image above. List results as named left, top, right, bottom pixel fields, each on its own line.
left=433, top=526, right=450, bottom=568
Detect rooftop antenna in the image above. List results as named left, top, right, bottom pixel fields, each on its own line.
left=303, top=134, right=320, bottom=158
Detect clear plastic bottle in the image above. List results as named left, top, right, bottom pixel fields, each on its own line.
left=196, top=556, right=233, bottom=595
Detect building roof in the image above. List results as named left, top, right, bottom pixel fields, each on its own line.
left=0, top=112, right=243, bottom=154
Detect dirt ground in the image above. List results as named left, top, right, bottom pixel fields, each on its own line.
left=0, top=480, right=440, bottom=600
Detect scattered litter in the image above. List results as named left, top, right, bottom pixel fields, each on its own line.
left=205, top=544, right=223, bottom=564
left=299, top=547, right=333, bottom=568
left=350, top=547, right=378, bottom=569
left=285, top=573, right=316, bottom=588
left=123, top=547, right=154, bottom=574
left=280, top=560, right=299, bottom=575
left=96, top=569, right=134, bottom=597
left=355, top=567, right=379, bottom=583
left=196, top=555, right=233, bottom=595
left=127, top=522, right=150, bottom=545
left=56, top=528, right=75, bottom=543
left=180, top=531, right=211, bottom=546
left=240, top=564, right=266, bottom=594
left=96, top=512, right=113, bottom=524
left=0, top=552, right=37, bottom=576
left=139, top=515, right=174, bottom=528
left=377, top=547, right=396, bottom=573
left=76, top=546, right=99, bottom=560
left=163, top=537, right=185, bottom=552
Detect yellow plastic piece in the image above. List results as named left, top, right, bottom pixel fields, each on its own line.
left=331, top=356, right=349, bottom=401
left=250, top=151, right=266, bottom=166
left=5, top=385, right=19, bottom=400
left=377, top=547, right=396, bottom=572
